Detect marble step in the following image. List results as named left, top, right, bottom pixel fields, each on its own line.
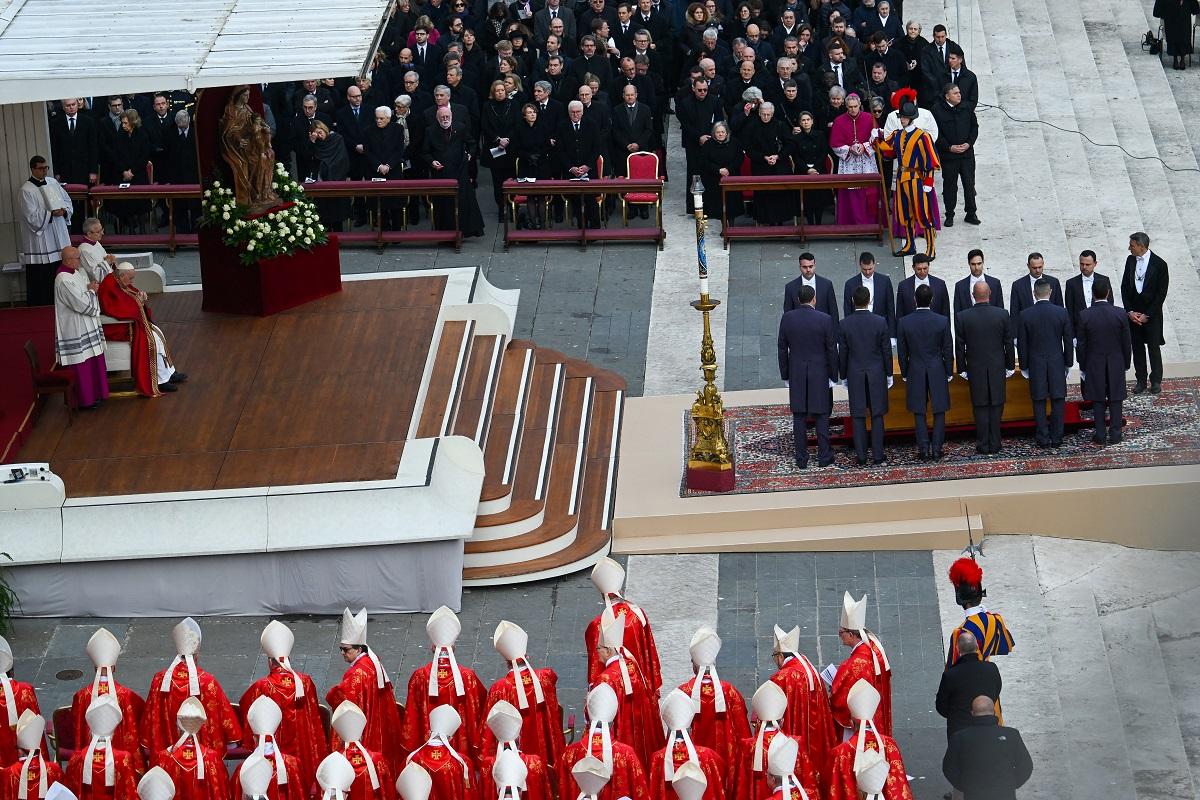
left=1153, top=587, right=1200, bottom=799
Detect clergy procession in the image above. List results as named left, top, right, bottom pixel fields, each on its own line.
left=0, top=557, right=1028, bottom=800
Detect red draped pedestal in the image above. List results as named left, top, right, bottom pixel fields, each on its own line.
left=197, top=228, right=342, bottom=317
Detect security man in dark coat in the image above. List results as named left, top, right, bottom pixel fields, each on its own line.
left=783, top=252, right=839, bottom=321
left=1018, top=278, right=1074, bottom=448
left=943, top=696, right=1033, bottom=800
left=935, top=631, right=1002, bottom=741
left=778, top=285, right=839, bottom=468
left=896, top=253, right=950, bottom=320
left=838, top=286, right=892, bottom=465
left=1077, top=282, right=1133, bottom=446
left=897, top=284, right=954, bottom=459
left=955, top=280, right=1013, bottom=455
left=1121, top=231, right=1170, bottom=394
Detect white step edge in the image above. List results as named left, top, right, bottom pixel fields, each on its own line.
left=462, top=522, right=578, bottom=569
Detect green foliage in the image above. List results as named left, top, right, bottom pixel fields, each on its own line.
left=200, top=164, right=329, bottom=265
left=0, top=554, right=21, bottom=634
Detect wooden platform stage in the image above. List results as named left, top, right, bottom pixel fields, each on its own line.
left=18, top=276, right=446, bottom=498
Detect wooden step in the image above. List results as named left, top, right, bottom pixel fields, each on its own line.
left=450, top=333, right=506, bottom=447
left=414, top=319, right=475, bottom=439
left=463, top=376, right=594, bottom=567
left=462, top=388, right=623, bottom=586
left=478, top=342, right=536, bottom=513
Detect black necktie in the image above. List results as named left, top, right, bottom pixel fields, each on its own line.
left=68, top=117, right=75, bottom=132
left=939, top=44, right=945, bottom=62
left=953, top=70, right=959, bottom=82
left=551, top=9, right=557, bottom=17
left=628, top=105, right=636, bottom=123
left=354, top=107, right=359, bottom=118
left=574, top=122, right=580, bottom=131
left=180, top=130, right=185, bottom=138
left=622, top=23, right=628, bottom=33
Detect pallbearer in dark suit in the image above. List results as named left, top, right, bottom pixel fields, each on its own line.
left=783, top=252, right=839, bottom=320
left=1009, top=252, right=1063, bottom=332
left=1077, top=283, right=1133, bottom=445
left=778, top=285, right=840, bottom=468
left=1018, top=279, right=1074, bottom=448
left=952, top=248, right=1004, bottom=316
left=955, top=280, right=1013, bottom=455
left=843, top=252, right=897, bottom=340
left=897, top=253, right=950, bottom=320
left=1120, top=231, right=1170, bottom=394
left=1064, top=250, right=1111, bottom=403
left=897, top=284, right=954, bottom=459
left=838, top=286, right=893, bottom=465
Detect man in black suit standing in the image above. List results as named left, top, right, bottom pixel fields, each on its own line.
left=1064, top=250, right=1111, bottom=336
left=935, top=632, right=1002, bottom=742
left=919, top=24, right=956, bottom=106
left=898, top=285, right=954, bottom=459
left=784, top=253, right=839, bottom=320
left=819, top=39, right=867, bottom=99
left=335, top=84, right=372, bottom=225
left=411, top=25, right=446, bottom=78
left=945, top=49, right=978, bottom=113
left=49, top=97, right=99, bottom=228
left=943, top=696, right=1033, bottom=800
left=931, top=82, right=978, bottom=227
left=843, top=251, right=897, bottom=341
left=165, top=110, right=199, bottom=232
left=897, top=254, right=950, bottom=321
left=675, top=77, right=725, bottom=212
left=1078, top=282, right=1133, bottom=445
left=1009, top=252, right=1063, bottom=332
left=611, top=85, right=656, bottom=181
left=1018, top=279, right=1074, bottom=448
left=1121, top=231, right=1170, bottom=394
left=952, top=249, right=1004, bottom=316
left=557, top=101, right=602, bottom=227
left=955, top=280, right=1013, bottom=455
left=779, top=285, right=839, bottom=468
left=839, top=286, right=893, bottom=465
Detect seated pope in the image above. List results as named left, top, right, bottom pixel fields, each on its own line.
left=98, top=262, right=187, bottom=396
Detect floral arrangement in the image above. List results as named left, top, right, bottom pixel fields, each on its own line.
left=200, top=164, right=328, bottom=264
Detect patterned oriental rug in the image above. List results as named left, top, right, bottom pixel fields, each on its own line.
left=680, top=377, right=1200, bottom=497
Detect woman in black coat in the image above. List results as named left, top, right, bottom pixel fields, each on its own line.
left=741, top=102, right=794, bottom=225
left=896, top=20, right=929, bottom=88
left=511, top=103, right=552, bottom=228
left=1155, top=0, right=1200, bottom=69
left=363, top=107, right=406, bottom=228
left=104, top=110, right=153, bottom=230
left=308, top=121, right=351, bottom=231
left=699, top=121, right=746, bottom=225
left=481, top=80, right=520, bottom=218
left=791, top=110, right=832, bottom=224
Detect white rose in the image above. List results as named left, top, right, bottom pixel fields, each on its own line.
left=288, top=235, right=296, bottom=242
left=247, top=241, right=256, bottom=251
left=212, top=180, right=221, bottom=187
left=303, top=237, right=311, bottom=245
left=255, top=231, right=263, bottom=239
left=222, top=211, right=230, bottom=220
left=203, top=190, right=211, bottom=198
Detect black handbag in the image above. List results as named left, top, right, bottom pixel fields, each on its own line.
left=1143, top=29, right=1163, bottom=55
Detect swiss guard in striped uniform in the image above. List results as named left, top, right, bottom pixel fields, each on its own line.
left=874, top=99, right=941, bottom=259
left=945, top=558, right=1015, bottom=668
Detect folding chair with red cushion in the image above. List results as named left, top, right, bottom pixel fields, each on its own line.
left=51, top=706, right=76, bottom=764
left=621, top=152, right=661, bottom=225
left=25, top=340, right=77, bottom=424
left=226, top=702, right=253, bottom=760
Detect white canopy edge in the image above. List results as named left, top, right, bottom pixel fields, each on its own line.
left=0, top=0, right=393, bottom=106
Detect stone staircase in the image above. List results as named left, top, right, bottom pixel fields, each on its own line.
left=905, top=0, right=1200, bottom=362
left=412, top=322, right=625, bottom=586
left=934, top=536, right=1200, bottom=799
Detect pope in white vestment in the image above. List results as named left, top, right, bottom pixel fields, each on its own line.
left=53, top=247, right=109, bottom=408
left=19, top=160, right=73, bottom=306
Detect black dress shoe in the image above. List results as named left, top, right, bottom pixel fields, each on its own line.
left=1036, top=440, right=1053, bottom=449
left=795, top=460, right=808, bottom=469
left=169, top=372, right=187, bottom=383
left=1150, top=382, right=1162, bottom=394
left=975, top=445, right=989, bottom=455
left=872, top=456, right=888, bottom=465
left=943, top=214, right=954, bottom=227
left=933, top=448, right=945, bottom=459
left=855, top=456, right=868, bottom=466
left=1133, top=381, right=1146, bottom=394
left=1108, top=432, right=1123, bottom=444
left=964, top=213, right=981, bottom=225
left=1091, top=435, right=1106, bottom=446
left=918, top=449, right=930, bottom=461
left=1051, top=440, right=1062, bottom=448
left=158, top=382, right=178, bottom=392
left=818, top=457, right=836, bottom=467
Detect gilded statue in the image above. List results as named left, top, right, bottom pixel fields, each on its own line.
left=219, top=86, right=280, bottom=213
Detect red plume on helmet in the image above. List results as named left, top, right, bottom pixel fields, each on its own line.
left=891, top=87, right=918, bottom=111
left=949, top=557, right=985, bottom=606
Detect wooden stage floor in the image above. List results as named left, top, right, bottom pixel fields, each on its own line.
left=18, top=276, right=447, bottom=498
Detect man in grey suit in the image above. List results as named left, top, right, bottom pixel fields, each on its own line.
left=1018, top=278, right=1074, bottom=447
left=955, top=281, right=1014, bottom=455
left=1077, top=282, right=1132, bottom=445
left=898, top=284, right=955, bottom=459
left=839, top=286, right=893, bottom=465
left=783, top=252, right=839, bottom=319
left=779, top=285, right=839, bottom=468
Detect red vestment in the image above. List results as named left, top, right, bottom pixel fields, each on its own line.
left=142, top=661, right=241, bottom=754
left=70, top=682, right=145, bottom=768
left=240, top=665, right=327, bottom=792
left=763, top=789, right=816, bottom=800
left=480, top=750, right=552, bottom=800
left=326, top=655, right=407, bottom=772
left=590, top=656, right=665, bottom=771
left=64, top=745, right=140, bottom=800
left=479, top=668, right=564, bottom=771
left=400, top=655, right=486, bottom=762
left=768, top=656, right=836, bottom=788
left=677, top=674, right=749, bottom=789
left=150, top=743, right=227, bottom=800
left=585, top=601, right=663, bottom=696
left=825, top=733, right=911, bottom=800
left=0, top=681, right=41, bottom=767
left=0, top=756, right=62, bottom=800
left=828, top=641, right=892, bottom=736
left=730, top=730, right=817, bottom=800
left=406, top=743, right=478, bottom=800
left=647, top=738, right=726, bottom=800
left=228, top=750, right=306, bottom=800
left=557, top=733, right=650, bottom=800
left=337, top=743, right=395, bottom=800
left=97, top=272, right=163, bottom=398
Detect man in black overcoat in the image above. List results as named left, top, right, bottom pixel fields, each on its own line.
left=1077, top=283, right=1133, bottom=445
left=556, top=101, right=603, bottom=227
left=955, top=280, right=1013, bottom=455
left=778, top=285, right=839, bottom=468
left=1121, top=231, right=1170, bottom=394
left=838, top=286, right=892, bottom=465
left=943, top=696, right=1033, bottom=800
left=422, top=106, right=485, bottom=237
left=1018, top=278, right=1074, bottom=448
left=897, top=284, right=954, bottom=459
left=935, top=631, right=1002, bottom=741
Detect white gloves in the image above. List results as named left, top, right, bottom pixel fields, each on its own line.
left=1005, top=369, right=1015, bottom=378
left=1021, top=370, right=1029, bottom=379
left=886, top=376, right=894, bottom=389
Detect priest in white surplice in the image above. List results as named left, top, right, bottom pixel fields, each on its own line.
left=19, top=155, right=73, bottom=306
left=54, top=246, right=109, bottom=408
left=79, top=217, right=118, bottom=283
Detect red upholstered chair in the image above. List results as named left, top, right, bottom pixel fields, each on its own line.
left=50, top=706, right=76, bottom=764
left=739, top=154, right=755, bottom=202
left=621, top=152, right=661, bottom=225
left=594, top=155, right=607, bottom=224
left=25, top=340, right=77, bottom=425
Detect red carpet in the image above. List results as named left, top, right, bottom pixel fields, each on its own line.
left=681, top=378, right=1200, bottom=496
left=0, top=306, right=56, bottom=462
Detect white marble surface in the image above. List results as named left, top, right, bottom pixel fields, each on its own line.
left=624, top=553, right=720, bottom=689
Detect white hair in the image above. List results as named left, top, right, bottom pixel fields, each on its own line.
left=375, top=106, right=393, bottom=118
